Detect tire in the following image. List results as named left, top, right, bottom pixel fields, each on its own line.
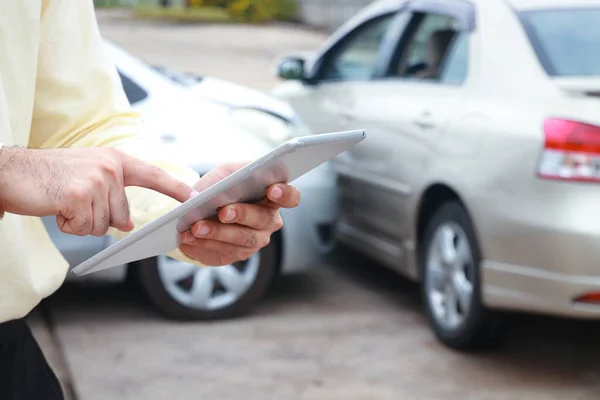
left=130, top=239, right=279, bottom=321
left=420, top=201, right=507, bottom=351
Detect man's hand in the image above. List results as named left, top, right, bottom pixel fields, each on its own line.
left=178, top=162, right=301, bottom=266
left=0, top=146, right=195, bottom=236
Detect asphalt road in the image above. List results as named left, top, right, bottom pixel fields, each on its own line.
left=30, top=8, right=600, bottom=400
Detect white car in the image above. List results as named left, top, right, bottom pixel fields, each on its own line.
left=42, top=40, right=339, bottom=321
left=272, top=0, right=600, bottom=350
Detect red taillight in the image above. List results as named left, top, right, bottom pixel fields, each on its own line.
left=537, top=118, right=600, bottom=182
left=574, top=292, right=600, bottom=305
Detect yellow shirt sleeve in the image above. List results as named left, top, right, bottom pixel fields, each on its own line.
left=28, top=0, right=204, bottom=267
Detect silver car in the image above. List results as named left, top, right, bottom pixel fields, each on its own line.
left=273, top=0, right=600, bottom=350
left=44, top=40, right=338, bottom=321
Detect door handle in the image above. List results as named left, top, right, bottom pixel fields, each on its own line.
left=412, top=119, right=435, bottom=129
left=412, top=110, right=435, bottom=130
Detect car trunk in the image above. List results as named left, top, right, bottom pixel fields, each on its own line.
left=553, top=77, right=600, bottom=99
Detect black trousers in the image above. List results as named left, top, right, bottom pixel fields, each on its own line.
left=0, top=318, right=64, bottom=400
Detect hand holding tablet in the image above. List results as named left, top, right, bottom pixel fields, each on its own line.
left=71, top=129, right=366, bottom=276
left=178, top=161, right=301, bottom=267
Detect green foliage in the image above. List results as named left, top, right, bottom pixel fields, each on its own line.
left=129, top=0, right=298, bottom=23
left=187, top=0, right=298, bottom=23
left=134, top=5, right=232, bottom=23
left=274, top=0, right=299, bottom=21
left=94, top=0, right=135, bottom=7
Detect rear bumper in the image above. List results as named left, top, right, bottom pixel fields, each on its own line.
left=475, top=180, right=600, bottom=318
left=483, top=260, right=600, bottom=319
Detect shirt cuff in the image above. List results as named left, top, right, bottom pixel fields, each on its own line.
left=0, top=143, right=4, bottom=222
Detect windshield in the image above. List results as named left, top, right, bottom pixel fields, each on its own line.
left=151, top=65, right=203, bottom=86
left=519, top=8, right=600, bottom=77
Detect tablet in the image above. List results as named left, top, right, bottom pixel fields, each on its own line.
left=71, top=129, right=366, bottom=276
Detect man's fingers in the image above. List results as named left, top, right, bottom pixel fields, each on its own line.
left=91, top=199, right=110, bottom=237
left=108, top=187, right=134, bottom=232
left=217, top=203, right=283, bottom=231
left=266, top=184, right=301, bottom=209
left=180, top=239, right=256, bottom=267
left=186, top=220, right=271, bottom=248
left=57, top=203, right=93, bottom=237
left=57, top=188, right=94, bottom=236
left=192, top=161, right=250, bottom=192
left=120, top=155, right=196, bottom=204
left=106, top=161, right=134, bottom=232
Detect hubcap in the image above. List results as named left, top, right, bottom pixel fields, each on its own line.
left=425, top=222, right=474, bottom=331
left=157, top=253, right=261, bottom=311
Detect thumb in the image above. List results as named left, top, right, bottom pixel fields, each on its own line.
left=193, top=161, right=250, bottom=193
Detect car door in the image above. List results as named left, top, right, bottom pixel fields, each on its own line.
left=274, top=10, right=411, bottom=260
left=332, top=1, right=476, bottom=272
left=280, top=13, right=412, bottom=260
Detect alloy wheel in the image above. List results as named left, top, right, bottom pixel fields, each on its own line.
left=425, top=222, right=475, bottom=331
left=157, top=253, right=261, bottom=311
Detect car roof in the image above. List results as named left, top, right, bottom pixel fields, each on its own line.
left=347, top=0, right=406, bottom=21
left=502, top=0, right=600, bottom=11
left=365, top=0, right=406, bottom=12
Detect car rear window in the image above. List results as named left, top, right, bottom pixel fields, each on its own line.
left=519, top=8, right=600, bottom=77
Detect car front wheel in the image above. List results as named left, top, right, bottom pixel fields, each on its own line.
left=420, top=201, right=506, bottom=351
left=130, top=240, right=278, bottom=321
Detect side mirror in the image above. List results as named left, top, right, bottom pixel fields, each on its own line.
left=277, top=57, right=306, bottom=81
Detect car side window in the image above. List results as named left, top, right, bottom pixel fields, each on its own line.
left=118, top=70, right=149, bottom=105
left=390, top=12, right=468, bottom=84
left=439, top=32, right=469, bottom=85
left=320, top=14, right=395, bottom=82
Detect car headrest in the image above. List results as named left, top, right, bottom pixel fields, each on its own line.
left=427, top=29, right=457, bottom=67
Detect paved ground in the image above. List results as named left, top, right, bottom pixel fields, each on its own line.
left=30, top=8, right=600, bottom=400
left=35, top=250, right=600, bottom=400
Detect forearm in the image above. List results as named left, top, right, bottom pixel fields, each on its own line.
left=0, top=144, right=29, bottom=220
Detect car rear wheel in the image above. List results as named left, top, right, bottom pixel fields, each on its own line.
left=420, top=201, right=506, bottom=351
left=130, top=240, right=278, bottom=321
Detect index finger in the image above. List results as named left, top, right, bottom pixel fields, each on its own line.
left=120, top=155, right=196, bottom=203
